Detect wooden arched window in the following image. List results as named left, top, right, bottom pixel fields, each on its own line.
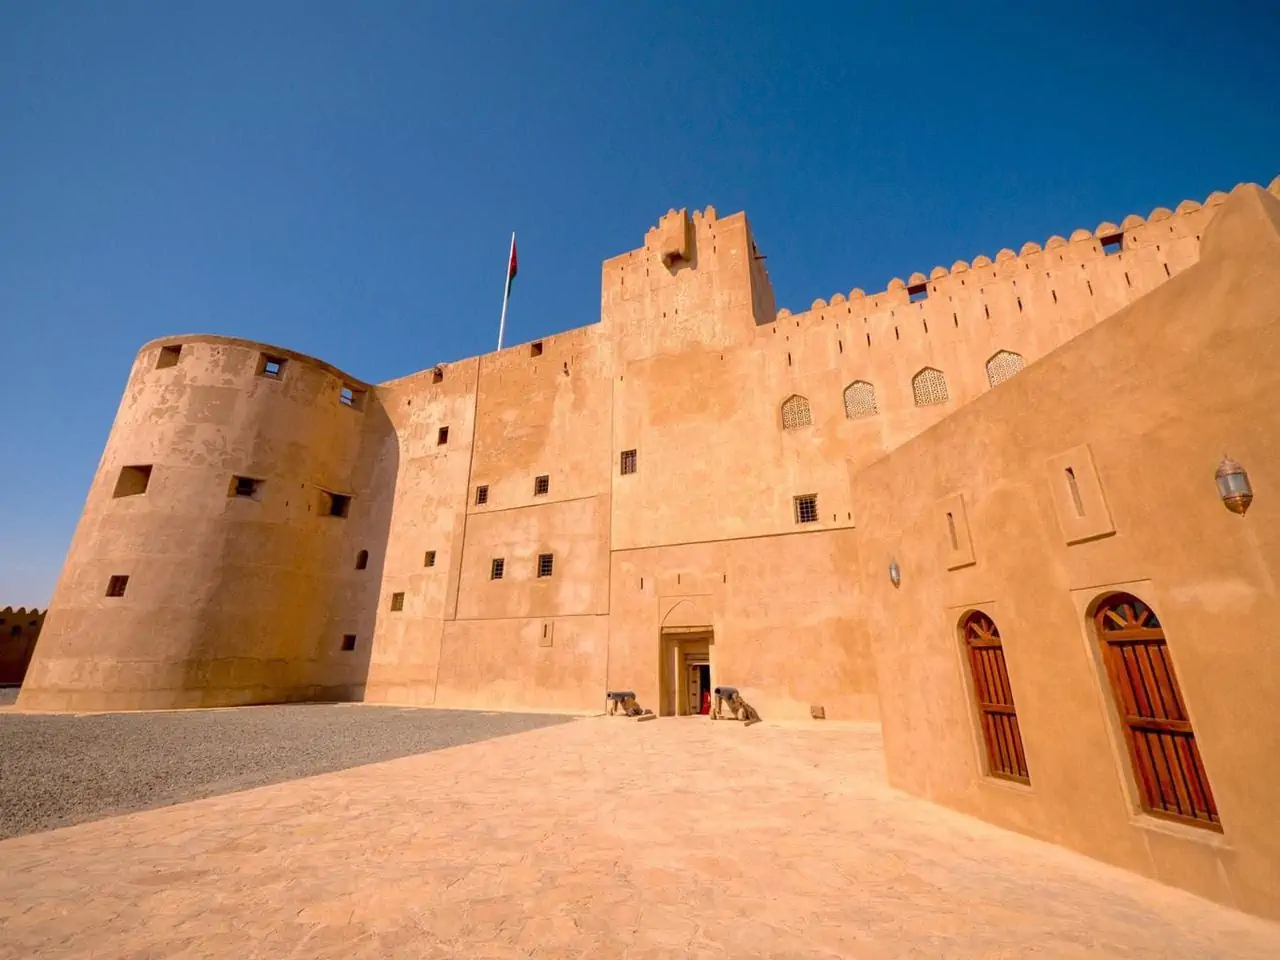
left=1094, top=593, right=1219, bottom=829
left=960, top=611, right=1030, bottom=783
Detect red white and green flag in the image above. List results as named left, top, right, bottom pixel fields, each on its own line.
left=497, top=231, right=517, bottom=350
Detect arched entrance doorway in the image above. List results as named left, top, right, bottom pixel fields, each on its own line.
left=659, top=598, right=714, bottom=717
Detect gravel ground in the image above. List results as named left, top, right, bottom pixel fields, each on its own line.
left=0, top=703, right=571, bottom=839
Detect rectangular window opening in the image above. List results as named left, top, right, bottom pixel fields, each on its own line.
left=105, top=574, right=129, bottom=598
left=339, top=385, right=366, bottom=410
left=341, top=634, right=357, bottom=651
left=620, top=449, right=637, bottom=475
left=907, top=283, right=928, bottom=303
left=113, top=464, right=153, bottom=498
left=475, top=485, right=489, bottom=505
left=230, top=475, right=263, bottom=500
left=794, top=494, right=819, bottom=525
left=156, top=344, right=182, bottom=369
left=424, top=550, right=437, bottom=568
left=1101, top=234, right=1123, bottom=256
left=257, top=354, right=286, bottom=379
left=437, top=426, right=449, bottom=445
left=390, top=592, right=405, bottom=612
left=432, top=366, right=444, bottom=383
left=490, top=558, right=505, bottom=580
left=534, top=475, right=550, bottom=496
left=530, top=341, right=543, bottom=357
left=322, top=491, right=351, bottom=518
left=537, top=553, right=554, bottom=578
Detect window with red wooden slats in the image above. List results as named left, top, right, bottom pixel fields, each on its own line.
left=960, top=611, right=1030, bottom=783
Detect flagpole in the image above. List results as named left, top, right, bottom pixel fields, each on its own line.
left=497, top=231, right=515, bottom=351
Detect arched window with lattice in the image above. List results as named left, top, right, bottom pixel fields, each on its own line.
left=960, top=610, right=1030, bottom=783
left=986, top=350, right=1025, bottom=388
left=843, top=381, right=878, bottom=420
left=911, top=367, right=949, bottom=407
left=1093, top=593, right=1219, bottom=829
left=780, top=395, right=812, bottom=430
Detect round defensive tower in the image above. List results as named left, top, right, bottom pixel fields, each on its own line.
left=19, top=335, right=374, bottom=711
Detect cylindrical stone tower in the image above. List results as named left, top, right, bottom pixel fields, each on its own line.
left=19, top=335, right=376, bottom=711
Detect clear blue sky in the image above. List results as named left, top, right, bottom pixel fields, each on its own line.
left=2, top=2, right=1277, bottom=604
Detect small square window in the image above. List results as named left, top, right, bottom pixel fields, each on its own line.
left=258, top=354, right=286, bottom=379
left=530, top=341, right=544, bottom=358
left=432, top=366, right=444, bottom=384
left=322, top=492, right=351, bottom=518
left=620, top=449, right=637, bottom=475
left=534, top=475, right=549, bottom=496
left=437, top=426, right=449, bottom=445
left=156, top=344, right=182, bottom=369
left=390, top=592, right=405, bottom=612
left=794, top=494, right=819, bottom=524
left=537, top=553, right=554, bottom=578
left=106, top=575, right=129, bottom=598
left=424, top=550, right=436, bottom=568
left=113, top=464, right=153, bottom=498
left=230, top=475, right=263, bottom=500
left=907, top=283, right=928, bottom=303
left=341, top=634, right=357, bottom=652
left=491, top=558, right=505, bottom=580
left=475, top=485, right=489, bottom=505
left=339, top=385, right=366, bottom=410
left=1101, top=234, right=1123, bottom=256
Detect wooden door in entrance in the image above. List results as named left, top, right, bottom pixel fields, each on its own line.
left=660, top=629, right=712, bottom=717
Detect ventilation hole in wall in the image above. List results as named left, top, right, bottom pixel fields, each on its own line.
left=722, top=574, right=727, bottom=583
left=847, top=512, right=852, bottom=520
left=1124, top=271, right=1131, bottom=287
left=534, top=474, right=550, bottom=496
left=537, top=553, right=554, bottom=578
left=1164, top=263, right=1171, bottom=277
left=1052, top=289, right=1058, bottom=303
left=1016, top=297, right=1023, bottom=312
left=787, top=352, right=792, bottom=366
left=424, top=550, right=436, bottom=567
left=437, top=426, right=449, bottom=445
left=341, top=635, right=357, bottom=651
left=922, top=320, right=928, bottom=333
left=1196, top=235, right=1200, bottom=241
left=113, top=464, right=153, bottom=498
left=953, top=313, right=958, bottom=327
left=1156, top=244, right=1161, bottom=252
left=1066, top=467, right=1085, bottom=517
left=155, top=344, right=182, bottom=369
left=1087, top=280, right=1094, bottom=296
left=490, top=558, right=504, bottom=580
left=230, top=475, right=263, bottom=500
left=530, top=341, right=543, bottom=357
left=475, top=485, right=489, bottom=505
left=355, top=550, right=369, bottom=570
left=984, top=305, right=990, bottom=319
left=105, top=574, right=129, bottom=598
left=390, top=592, right=405, bottom=612
left=946, top=512, right=959, bottom=550
left=794, top=494, right=819, bottom=524
left=406, top=399, right=411, bottom=407
left=838, top=340, right=843, bottom=353
left=640, top=577, right=644, bottom=589
left=323, top=492, right=351, bottom=517
left=894, top=326, right=899, bottom=340
left=866, top=333, right=871, bottom=346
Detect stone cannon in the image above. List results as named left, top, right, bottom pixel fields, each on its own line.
left=605, top=690, right=651, bottom=718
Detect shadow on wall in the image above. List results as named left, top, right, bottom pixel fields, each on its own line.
left=0, top=608, right=44, bottom=686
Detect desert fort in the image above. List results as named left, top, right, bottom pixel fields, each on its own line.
left=13, top=175, right=1280, bottom=923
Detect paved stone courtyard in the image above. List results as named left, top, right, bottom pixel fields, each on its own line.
left=0, top=702, right=568, bottom=838
left=1, top=713, right=1277, bottom=959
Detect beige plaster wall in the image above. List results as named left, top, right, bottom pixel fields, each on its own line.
left=850, top=184, right=1280, bottom=920
left=19, top=336, right=378, bottom=710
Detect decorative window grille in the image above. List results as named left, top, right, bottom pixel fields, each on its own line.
left=912, top=367, right=949, bottom=407
left=620, top=449, right=637, bottom=475
left=1094, top=593, right=1219, bottom=829
left=534, top=475, right=550, bottom=496
left=843, top=381, right=878, bottom=419
left=490, top=558, right=505, bottom=580
left=424, top=550, right=436, bottom=567
left=475, top=485, right=489, bottom=505
left=537, top=553, right=554, bottom=577
left=781, top=395, right=812, bottom=430
left=794, top=494, right=819, bottom=524
left=986, top=350, right=1025, bottom=388
left=961, top=611, right=1030, bottom=783
left=105, top=575, right=129, bottom=598
left=390, top=592, right=404, bottom=612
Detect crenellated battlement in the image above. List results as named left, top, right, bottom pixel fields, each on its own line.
left=776, top=177, right=1280, bottom=323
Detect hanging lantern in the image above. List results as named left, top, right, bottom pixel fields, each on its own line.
left=888, top=559, right=902, bottom=588
left=1215, top=456, right=1253, bottom=516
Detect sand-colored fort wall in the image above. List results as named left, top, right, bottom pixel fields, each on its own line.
left=851, top=184, right=1280, bottom=921
left=19, top=336, right=381, bottom=710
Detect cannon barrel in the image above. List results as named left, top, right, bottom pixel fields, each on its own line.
left=713, top=686, right=739, bottom=698
left=606, top=690, right=636, bottom=701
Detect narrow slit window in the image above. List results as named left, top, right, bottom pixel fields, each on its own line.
left=113, top=465, right=153, bottom=498
left=490, top=558, right=505, bottom=580
left=156, top=344, right=182, bottom=369
left=947, top=512, right=959, bottom=550
left=105, top=574, right=129, bottom=598
left=437, top=426, right=449, bottom=445
left=534, top=475, right=550, bottom=496
left=1065, top=468, right=1085, bottom=517
left=620, top=449, right=637, bottom=475
left=424, top=550, right=436, bottom=568
left=390, top=592, right=404, bottom=612
left=355, top=550, right=369, bottom=570
left=475, top=485, right=489, bottom=505
left=794, top=494, right=819, bottom=524
left=537, top=553, right=554, bottom=577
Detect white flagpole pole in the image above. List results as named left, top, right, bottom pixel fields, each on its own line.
left=497, top=231, right=515, bottom=351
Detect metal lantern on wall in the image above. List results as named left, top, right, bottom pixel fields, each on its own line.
left=1215, top=456, right=1253, bottom=516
